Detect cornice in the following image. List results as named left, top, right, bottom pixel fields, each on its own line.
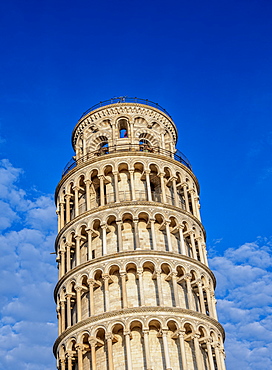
left=53, top=306, right=225, bottom=355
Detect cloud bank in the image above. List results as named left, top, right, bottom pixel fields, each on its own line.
left=209, top=239, right=272, bottom=369
left=0, top=159, right=57, bottom=370
left=0, top=159, right=271, bottom=369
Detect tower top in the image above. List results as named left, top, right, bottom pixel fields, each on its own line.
left=79, top=96, right=172, bottom=120
left=72, top=97, right=178, bottom=150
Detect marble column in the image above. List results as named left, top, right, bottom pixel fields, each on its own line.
left=106, top=333, right=114, bottom=370
left=101, top=224, right=107, bottom=256
left=145, top=170, right=152, bottom=201
left=150, top=218, right=157, bottom=250
left=143, top=329, right=152, bottom=370
left=75, top=286, right=82, bottom=322
left=137, top=269, right=145, bottom=306
left=124, top=331, right=133, bottom=370
left=120, top=272, right=128, bottom=309
left=161, top=329, right=171, bottom=370
left=178, top=329, right=188, bottom=370
left=113, top=171, right=120, bottom=203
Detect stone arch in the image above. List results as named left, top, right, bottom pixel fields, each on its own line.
left=129, top=320, right=145, bottom=368
left=142, top=261, right=158, bottom=306
left=108, top=264, right=122, bottom=311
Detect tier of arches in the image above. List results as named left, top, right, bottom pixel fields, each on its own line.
left=56, top=159, right=200, bottom=231
left=74, top=111, right=177, bottom=161
left=57, top=211, right=207, bottom=278
left=57, top=317, right=226, bottom=370
left=57, top=259, right=217, bottom=335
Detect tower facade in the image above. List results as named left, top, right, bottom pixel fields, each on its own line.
left=54, top=97, right=226, bottom=370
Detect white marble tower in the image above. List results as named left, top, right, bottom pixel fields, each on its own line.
left=54, top=97, right=226, bottom=370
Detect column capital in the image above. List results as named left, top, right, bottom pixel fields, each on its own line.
left=184, top=273, right=192, bottom=281
left=75, top=343, right=85, bottom=351
left=88, top=337, right=97, bottom=347
left=87, top=278, right=96, bottom=286
left=84, top=179, right=91, bottom=185
left=193, top=332, right=201, bottom=340
left=105, top=332, right=113, bottom=340
left=102, top=273, right=110, bottom=281
left=178, top=328, right=186, bottom=336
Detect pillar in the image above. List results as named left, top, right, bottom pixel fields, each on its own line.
left=178, top=329, right=188, bottom=370
left=133, top=218, right=140, bottom=250
left=89, top=339, right=97, bottom=370
left=182, top=184, right=189, bottom=212
left=185, top=274, right=193, bottom=310
left=60, top=202, right=65, bottom=229
left=99, top=176, right=105, bottom=206
left=66, top=294, right=72, bottom=327
left=60, top=300, right=66, bottom=332
left=129, top=170, right=136, bottom=200
left=197, top=280, right=206, bottom=314
left=165, top=221, right=173, bottom=252
left=75, top=235, right=81, bottom=266
left=137, top=268, right=145, bottom=306
left=145, top=170, right=152, bottom=201
left=150, top=218, right=157, bottom=250
left=124, top=331, right=133, bottom=370
left=113, top=171, right=120, bottom=203
left=120, top=272, right=128, bottom=308
left=143, top=329, right=152, bottom=370
left=156, top=269, right=164, bottom=306
left=193, top=333, right=203, bottom=370
left=73, top=186, right=79, bottom=217
left=65, top=195, right=71, bottom=223
left=172, top=272, right=180, bottom=307
left=101, top=223, right=107, bottom=255
left=172, top=177, right=179, bottom=207
left=103, top=274, right=110, bottom=311
left=207, top=339, right=215, bottom=370
left=75, top=286, right=82, bottom=322
left=86, top=229, right=92, bottom=260
left=116, top=220, right=123, bottom=252
left=106, top=333, right=114, bottom=370
left=178, top=226, right=186, bottom=255
left=159, top=173, right=167, bottom=203
left=87, top=279, right=95, bottom=316
left=85, top=179, right=91, bottom=211
left=75, top=344, right=84, bottom=370
left=161, top=329, right=171, bottom=370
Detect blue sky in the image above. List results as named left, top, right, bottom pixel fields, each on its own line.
left=0, top=0, right=271, bottom=368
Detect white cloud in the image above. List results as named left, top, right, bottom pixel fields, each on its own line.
left=0, top=160, right=57, bottom=370
left=209, top=239, right=272, bottom=370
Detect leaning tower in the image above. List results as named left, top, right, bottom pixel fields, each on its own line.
left=54, top=97, right=226, bottom=370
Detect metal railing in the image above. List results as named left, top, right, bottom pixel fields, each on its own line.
left=62, top=144, right=192, bottom=177
left=79, top=96, right=172, bottom=119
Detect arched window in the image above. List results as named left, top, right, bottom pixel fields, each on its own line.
left=118, top=119, right=129, bottom=138
left=139, top=138, right=153, bottom=152
left=96, top=136, right=109, bottom=155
